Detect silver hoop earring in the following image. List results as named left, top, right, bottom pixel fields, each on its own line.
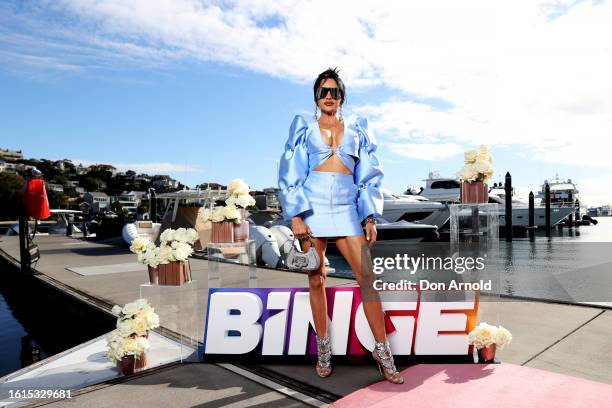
left=314, top=105, right=319, bottom=121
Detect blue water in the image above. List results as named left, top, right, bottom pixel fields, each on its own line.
left=0, top=271, right=113, bottom=378
left=328, top=217, right=612, bottom=306
left=0, top=290, right=48, bottom=377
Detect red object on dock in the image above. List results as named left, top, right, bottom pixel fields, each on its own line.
left=22, top=179, right=51, bottom=220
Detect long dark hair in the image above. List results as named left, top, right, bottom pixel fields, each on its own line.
left=313, top=68, right=346, bottom=105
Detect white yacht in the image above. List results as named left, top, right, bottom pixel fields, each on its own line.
left=417, top=173, right=574, bottom=228
left=536, top=174, right=579, bottom=206
left=488, top=195, right=575, bottom=227
left=382, top=190, right=450, bottom=228
left=418, top=171, right=461, bottom=203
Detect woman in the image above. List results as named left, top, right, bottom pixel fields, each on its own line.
left=277, top=68, right=403, bottom=384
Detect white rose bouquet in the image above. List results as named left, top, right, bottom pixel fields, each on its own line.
left=468, top=322, right=513, bottom=350
left=130, top=237, right=160, bottom=268
left=457, top=145, right=494, bottom=183
left=156, top=227, right=197, bottom=264
left=107, top=298, right=160, bottom=364
left=199, top=204, right=243, bottom=225
left=225, top=178, right=256, bottom=209
left=130, top=228, right=198, bottom=268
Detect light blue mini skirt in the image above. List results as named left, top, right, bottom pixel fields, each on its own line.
left=302, top=171, right=364, bottom=237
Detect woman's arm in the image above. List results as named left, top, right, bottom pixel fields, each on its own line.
left=277, top=115, right=313, bottom=222
left=353, top=117, right=384, bottom=222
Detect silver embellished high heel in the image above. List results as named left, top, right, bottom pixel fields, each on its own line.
left=372, top=340, right=404, bottom=384
left=315, top=334, right=332, bottom=378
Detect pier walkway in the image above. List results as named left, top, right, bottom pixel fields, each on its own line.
left=0, top=235, right=611, bottom=407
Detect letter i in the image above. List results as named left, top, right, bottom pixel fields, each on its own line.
left=261, top=292, right=291, bottom=355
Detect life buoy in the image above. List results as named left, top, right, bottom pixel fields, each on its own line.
left=23, top=179, right=51, bottom=220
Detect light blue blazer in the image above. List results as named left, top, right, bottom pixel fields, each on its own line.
left=278, top=114, right=384, bottom=222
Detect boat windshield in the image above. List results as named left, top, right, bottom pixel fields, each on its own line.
left=382, top=191, right=401, bottom=200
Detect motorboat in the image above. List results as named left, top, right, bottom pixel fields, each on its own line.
left=536, top=174, right=579, bottom=206
left=418, top=171, right=461, bottom=203
left=5, top=210, right=83, bottom=236
left=371, top=217, right=439, bottom=244
left=273, top=209, right=439, bottom=245
left=382, top=190, right=450, bottom=228
left=417, top=172, right=575, bottom=228
left=48, top=210, right=84, bottom=233
left=121, top=220, right=162, bottom=245
left=488, top=195, right=574, bottom=227
left=535, top=174, right=582, bottom=217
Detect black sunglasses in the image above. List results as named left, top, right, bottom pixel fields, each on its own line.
left=316, top=87, right=342, bottom=100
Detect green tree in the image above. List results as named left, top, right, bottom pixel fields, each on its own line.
left=51, top=174, right=71, bottom=188
left=0, top=173, right=25, bottom=220
left=47, top=190, right=67, bottom=209
left=80, top=177, right=105, bottom=192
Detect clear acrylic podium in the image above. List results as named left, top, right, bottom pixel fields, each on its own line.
left=450, top=203, right=502, bottom=362
left=140, top=279, right=199, bottom=362
left=450, top=203, right=499, bottom=245
left=207, top=240, right=258, bottom=287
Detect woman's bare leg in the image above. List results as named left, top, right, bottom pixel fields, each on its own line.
left=335, top=235, right=386, bottom=342
left=304, top=237, right=329, bottom=336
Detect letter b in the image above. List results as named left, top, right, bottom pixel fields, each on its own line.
left=205, top=292, right=263, bottom=354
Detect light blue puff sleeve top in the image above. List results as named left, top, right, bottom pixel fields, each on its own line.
left=278, top=115, right=312, bottom=221
left=352, top=117, right=384, bottom=221
left=278, top=114, right=384, bottom=222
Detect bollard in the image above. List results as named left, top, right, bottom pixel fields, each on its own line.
left=545, top=182, right=551, bottom=237
left=149, top=188, right=157, bottom=223
left=82, top=215, right=88, bottom=238
left=505, top=172, right=513, bottom=241
left=528, top=191, right=535, bottom=239
left=567, top=191, right=573, bottom=229
left=66, top=214, right=73, bottom=236
left=18, top=210, right=30, bottom=274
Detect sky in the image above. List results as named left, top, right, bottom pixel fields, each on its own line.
left=1, top=0, right=611, bottom=206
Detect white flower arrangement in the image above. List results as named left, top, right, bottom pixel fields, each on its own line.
left=129, top=237, right=159, bottom=267
left=199, top=204, right=243, bottom=225
left=457, top=145, right=494, bottom=183
left=107, top=298, right=160, bottom=363
left=197, top=179, right=254, bottom=225
left=130, top=228, right=198, bottom=267
left=226, top=178, right=255, bottom=209
left=227, top=178, right=251, bottom=196
left=107, top=332, right=150, bottom=364
left=468, top=322, right=513, bottom=350
left=159, top=227, right=198, bottom=245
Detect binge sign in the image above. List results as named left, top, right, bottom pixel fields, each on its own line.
left=203, top=288, right=479, bottom=357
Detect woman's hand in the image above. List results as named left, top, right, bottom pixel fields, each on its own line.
left=365, top=222, right=377, bottom=246
left=291, top=216, right=312, bottom=239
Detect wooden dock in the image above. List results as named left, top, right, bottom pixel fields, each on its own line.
left=0, top=234, right=611, bottom=406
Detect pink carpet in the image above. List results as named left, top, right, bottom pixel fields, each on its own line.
left=332, top=364, right=612, bottom=408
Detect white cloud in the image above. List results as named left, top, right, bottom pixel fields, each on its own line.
left=4, top=0, right=612, bottom=200
left=71, top=159, right=198, bottom=174
left=575, top=174, right=612, bottom=207
left=385, top=142, right=464, bottom=161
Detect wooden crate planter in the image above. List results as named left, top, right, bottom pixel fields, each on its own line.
left=117, top=353, right=147, bottom=375
left=158, top=261, right=191, bottom=286
left=211, top=221, right=234, bottom=243
left=461, top=181, right=489, bottom=204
